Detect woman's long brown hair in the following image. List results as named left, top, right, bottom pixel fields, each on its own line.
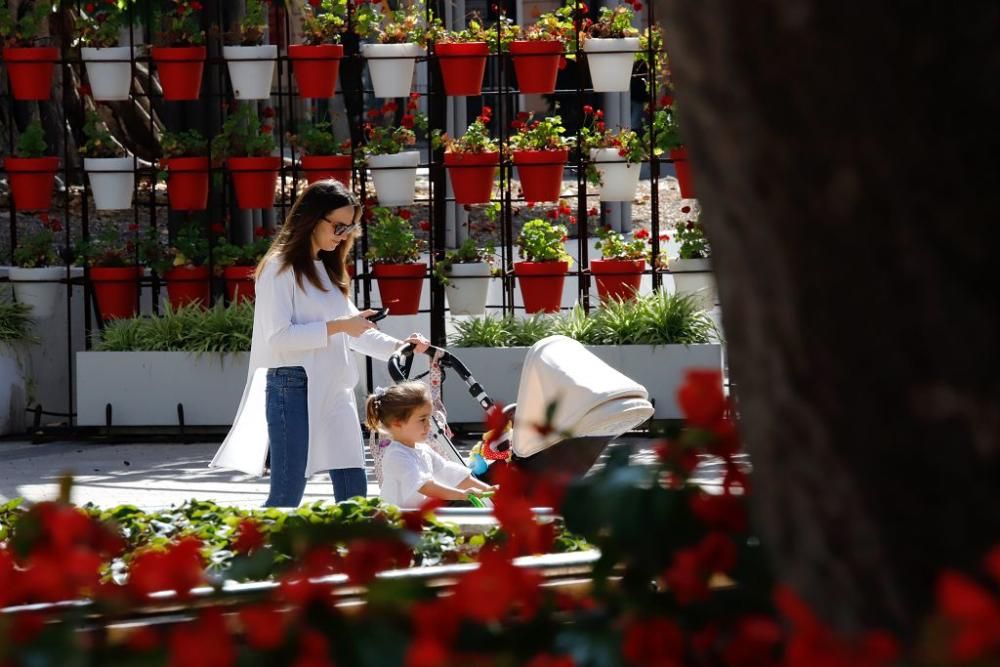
left=256, top=179, right=360, bottom=296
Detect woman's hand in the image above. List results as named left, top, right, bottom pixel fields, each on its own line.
left=402, top=333, right=431, bottom=353
left=327, top=312, right=377, bottom=337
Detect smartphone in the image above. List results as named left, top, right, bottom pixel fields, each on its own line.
left=366, top=307, right=389, bottom=323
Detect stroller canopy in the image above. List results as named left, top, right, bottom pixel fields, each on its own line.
left=512, top=336, right=655, bottom=458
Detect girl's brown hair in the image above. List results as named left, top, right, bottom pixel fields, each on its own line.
left=365, top=382, right=432, bottom=432
left=256, top=179, right=360, bottom=296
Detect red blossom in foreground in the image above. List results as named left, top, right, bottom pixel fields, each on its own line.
left=341, top=538, right=411, bottom=585
left=677, top=369, right=727, bottom=430
left=451, top=549, right=542, bottom=623
left=232, top=518, right=265, bottom=555
left=169, top=608, right=236, bottom=667
left=128, top=536, right=205, bottom=600
left=621, top=615, right=684, bottom=666
left=936, top=570, right=1000, bottom=661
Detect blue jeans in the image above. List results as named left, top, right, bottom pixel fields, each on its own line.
left=329, top=467, right=368, bottom=503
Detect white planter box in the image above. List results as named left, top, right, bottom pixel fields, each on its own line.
left=445, top=262, right=492, bottom=316
left=81, top=46, right=133, bottom=100
left=8, top=266, right=67, bottom=320
left=76, top=351, right=250, bottom=426
left=0, top=345, right=27, bottom=435
left=367, top=151, right=419, bottom=206
left=362, top=42, right=424, bottom=98
left=590, top=147, right=641, bottom=202
left=438, top=344, right=724, bottom=423
left=223, top=45, right=277, bottom=100
left=582, top=38, right=639, bottom=92
left=84, top=156, right=135, bottom=210
left=669, top=258, right=717, bottom=310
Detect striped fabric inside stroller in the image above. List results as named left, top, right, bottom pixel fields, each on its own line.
left=369, top=335, right=654, bottom=501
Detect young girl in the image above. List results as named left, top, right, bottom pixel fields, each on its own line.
left=366, top=382, right=496, bottom=508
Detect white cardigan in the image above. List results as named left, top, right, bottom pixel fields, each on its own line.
left=211, top=257, right=400, bottom=476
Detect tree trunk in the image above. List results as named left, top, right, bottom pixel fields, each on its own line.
left=654, top=1, right=1000, bottom=637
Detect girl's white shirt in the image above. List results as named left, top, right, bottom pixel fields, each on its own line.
left=380, top=440, right=471, bottom=509
left=211, top=256, right=399, bottom=477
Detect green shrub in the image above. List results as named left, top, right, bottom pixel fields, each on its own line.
left=0, top=301, right=36, bottom=345
left=94, top=302, right=254, bottom=353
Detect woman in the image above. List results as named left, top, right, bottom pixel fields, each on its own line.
left=211, top=180, right=429, bottom=507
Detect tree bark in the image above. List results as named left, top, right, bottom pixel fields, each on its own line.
left=654, top=1, right=1000, bottom=637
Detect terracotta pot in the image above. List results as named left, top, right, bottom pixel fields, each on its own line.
left=590, top=258, right=644, bottom=303
left=89, top=266, right=141, bottom=321
left=2, top=46, right=58, bottom=100
left=514, top=261, right=568, bottom=313
left=152, top=46, right=206, bottom=101
left=164, top=265, right=211, bottom=309
left=510, top=40, right=563, bottom=94
left=444, top=151, right=499, bottom=204
left=223, top=265, right=256, bottom=303
left=512, top=149, right=568, bottom=203
left=372, top=262, right=426, bottom=315
left=670, top=146, right=695, bottom=199
left=227, top=156, right=281, bottom=209
left=163, top=157, right=209, bottom=211
left=3, top=156, right=59, bottom=211
left=288, top=43, right=343, bottom=99
left=301, top=154, right=352, bottom=186
left=435, top=41, right=488, bottom=96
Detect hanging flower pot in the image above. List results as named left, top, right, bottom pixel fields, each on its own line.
left=81, top=47, right=134, bottom=101
left=2, top=47, right=59, bottom=100
left=670, top=146, right=695, bottom=199
left=445, top=262, right=492, bottom=316
left=227, top=156, right=281, bottom=209
left=84, top=156, right=135, bottom=210
left=366, top=151, right=419, bottom=206
left=435, top=41, right=488, bottom=96
left=669, top=258, right=716, bottom=310
left=151, top=46, right=206, bottom=101
left=89, top=266, right=141, bottom=321
left=8, top=266, right=65, bottom=320
left=589, top=148, right=641, bottom=202
left=591, top=258, right=644, bottom=303
left=444, top=152, right=499, bottom=205
left=512, top=149, right=568, bottom=203
left=163, top=157, right=209, bottom=211
left=373, top=262, right=426, bottom=315
left=164, top=265, right=211, bottom=309
left=301, top=154, right=352, bottom=186
left=288, top=43, right=343, bottom=99
left=223, top=265, right=256, bottom=303
left=514, top=261, right=568, bottom=314
left=361, top=42, right=424, bottom=98
left=510, top=40, right=563, bottom=94
left=222, top=44, right=277, bottom=100
left=3, top=156, right=59, bottom=211
left=581, top=37, right=639, bottom=92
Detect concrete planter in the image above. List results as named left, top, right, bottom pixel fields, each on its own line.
left=0, top=344, right=27, bottom=435
left=76, top=351, right=250, bottom=426
left=438, top=344, right=724, bottom=423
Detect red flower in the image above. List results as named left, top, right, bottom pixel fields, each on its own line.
left=309, top=0, right=322, bottom=6
left=937, top=571, right=1000, bottom=661
left=342, top=538, right=411, bottom=585
left=406, top=637, right=451, bottom=667
left=128, top=223, right=140, bottom=232
left=633, top=1, right=642, bottom=10
left=254, top=226, right=268, bottom=237
left=261, top=107, right=276, bottom=118
left=546, top=209, right=557, bottom=219
left=261, top=124, right=273, bottom=134
left=481, top=104, right=492, bottom=119
left=690, top=491, right=747, bottom=533
left=722, top=615, right=783, bottom=667
left=239, top=603, right=287, bottom=651
left=676, top=369, right=726, bottom=429
left=583, top=105, right=593, bottom=115
left=664, top=548, right=710, bottom=605
left=232, top=518, right=265, bottom=554
left=128, top=536, right=204, bottom=600
left=451, top=549, right=542, bottom=623
left=621, top=616, right=683, bottom=666
left=86, top=2, right=95, bottom=12
left=382, top=100, right=399, bottom=114
left=634, top=228, right=650, bottom=240
left=696, top=531, right=738, bottom=574
left=366, top=108, right=381, bottom=119
left=419, top=220, right=431, bottom=232
left=401, top=114, right=415, bottom=128
left=399, top=208, right=412, bottom=220
left=681, top=205, right=692, bottom=214
left=211, top=222, right=226, bottom=236
left=525, top=653, right=576, bottom=667
left=169, top=608, right=235, bottom=667
left=595, top=109, right=604, bottom=119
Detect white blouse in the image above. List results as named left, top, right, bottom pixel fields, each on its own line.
left=211, top=256, right=400, bottom=477
left=379, top=440, right=472, bottom=509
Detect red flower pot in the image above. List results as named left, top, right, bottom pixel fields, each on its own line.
left=591, top=258, right=645, bottom=303
left=151, top=46, right=206, bottom=101
left=3, top=156, right=59, bottom=211
left=2, top=47, right=58, bottom=100
left=301, top=154, right=352, bottom=186
left=164, top=265, right=211, bottom=309
left=670, top=146, right=695, bottom=199
left=89, top=266, right=141, bottom=321
left=444, top=151, right=499, bottom=204
left=228, top=156, right=281, bottom=209
left=510, top=40, right=563, bottom=94
left=288, top=44, right=343, bottom=99
left=163, top=157, right=209, bottom=211
left=372, top=262, right=426, bottom=315
left=514, top=261, right=568, bottom=314
left=512, top=149, right=568, bottom=203
left=435, top=41, right=488, bottom=96
left=224, top=265, right=256, bottom=303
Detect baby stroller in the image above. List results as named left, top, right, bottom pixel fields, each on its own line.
left=371, top=335, right=654, bottom=494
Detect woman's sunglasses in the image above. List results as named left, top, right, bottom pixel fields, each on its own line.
left=323, top=218, right=359, bottom=236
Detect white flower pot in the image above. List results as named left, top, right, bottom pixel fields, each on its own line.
left=366, top=151, right=420, bottom=206
left=445, top=262, right=492, bottom=316
left=362, top=42, right=425, bottom=99
left=223, top=44, right=277, bottom=100
left=81, top=46, right=133, bottom=100
left=8, top=266, right=65, bottom=320
left=582, top=37, right=639, bottom=92
left=589, top=148, right=641, bottom=202
left=84, top=156, right=135, bottom=210
left=669, top=258, right=717, bottom=310
left=0, top=345, right=27, bottom=435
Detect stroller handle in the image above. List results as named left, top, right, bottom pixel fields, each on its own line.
left=388, top=343, right=495, bottom=411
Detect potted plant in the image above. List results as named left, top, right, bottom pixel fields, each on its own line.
left=433, top=105, right=499, bottom=205
left=160, top=128, right=210, bottom=211
left=0, top=1, right=57, bottom=101
left=514, top=218, right=572, bottom=313
left=3, top=118, right=59, bottom=211
left=591, top=226, right=649, bottom=303
left=509, top=6, right=573, bottom=94
left=362, top=0, right=442, bottom=99
left=212, top=104, right=280, bottom=209
left=75, top=222, right=147, bottom=321
left=434, top=17, right=496, bottom=96
left=289, top=0, right=366, bottom=98
left=223, top=0, right=276, bottom=100
left=645, top=102, right=694, bottom=199
left=76, top=3, right=133, bottom=101
left=366, top=206, right=427, bottom=315
left=433, top=238, right=496, bottom=316
left=0, top=299, right=35, bottom=435
left=580, top=106, right=645, bottom=202
left=288, top=121, right=353, bottom=186
left=9, top=216, right=66, bottom=320
left=150, top=222, right=211, bottom=309
left=362, top=98, right=426, bottom=206
left=151, top=0, right=206, bottom=101
left=508, top=112, right=571, bottom=203
left=213, top=227, right=272, bottom=303
left=581, top=3, right=639, bottom=93
left=668, top=206, right=715, bottom=309
left=80, top=110, right=135, bottom=211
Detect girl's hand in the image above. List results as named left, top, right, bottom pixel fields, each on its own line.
left=329, top=312, right=376, bottom=337
left=403, top=333, right=431, bottom=353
